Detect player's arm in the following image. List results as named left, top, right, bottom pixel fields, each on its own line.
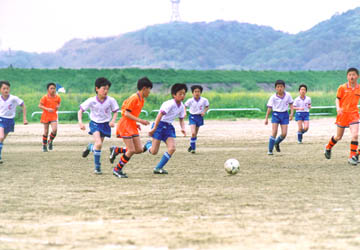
left=124, top=110, right=149, bottom=125
left=336, top=98, right=342, bottom=115
left=202, top=106, right=209, bottom=116
left=289, top=103, right=294, bottom=120
left=264, top=107, right=272, bottom=125
left=77, top=109, right=86, bottom=130
left=109, top=111, right=118, bottom=128
left=21, top=103, right=28, bottom=125
left=179, top=117, right=186, bottom=136
left=38, top=102, right=55, bottom=113
left=149, top=112, right=164, bottom=136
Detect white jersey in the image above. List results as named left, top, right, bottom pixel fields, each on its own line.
left=185, top=97, right=209, bottom=115
left=267, top=92, right=293, bottom=112
left=0, top=95, right=24, bottom=119
left=294, top=96, right=311, bottom=113
left=160, top=99, right=186, bottom=124
left=80, top=96, right=119, bottom=123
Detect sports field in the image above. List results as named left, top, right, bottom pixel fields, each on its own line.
left=1, top=118, right=360, bottom=250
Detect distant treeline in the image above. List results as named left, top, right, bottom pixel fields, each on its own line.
left=0, top=68, right=348, bottom=94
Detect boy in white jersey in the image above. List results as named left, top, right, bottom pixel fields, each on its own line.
left=265, top=80, right=294, bottom=155
left=0, top=81, right=28, bottom=163
left=293, top=84, right=311, bottom=144
left=185, top=85, right=209, bottom=153
left=78, top=77, right=119, bottom=174
left=143, top=83, right=187, bottom=174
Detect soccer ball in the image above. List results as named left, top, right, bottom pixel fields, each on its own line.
left=224, top=159, right=240, bottom=175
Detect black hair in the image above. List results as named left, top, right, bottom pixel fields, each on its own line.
left=137, top=77, right=153, bottom=90
left=0, top=80, right=10, bottom=88
left=47, top=82, right=56, bottom=89
left=191, top=85, right=203, bottom=93
left=298, top=84, right=307, bottom=91
left=275, top=80, right=285, bottom=88
left=347, top=67, right=359, bottom=75
left=171, top=83, right=188, bottom=96
left=95, top=77, right=112, bottom=93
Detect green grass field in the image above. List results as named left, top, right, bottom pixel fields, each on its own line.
left=1, top=119, right=360, bottom=249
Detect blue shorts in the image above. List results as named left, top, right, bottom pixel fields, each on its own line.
left=89, top=121, right=111, bottom=138
left=295, top=112, right=310, bottom=121
left=189, top=114, right=204, bottom=127
left=0, top=117, right=15, bottom=134
left=271, top=111, right=289, bottom=125
left=152, top=121, right=176, bottom=142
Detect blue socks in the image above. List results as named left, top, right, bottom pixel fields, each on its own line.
left=297, top=132, right=303, bottom=142
left=268, top=136, right=275, bottom=152
left=190, top=137, right=197, bottom=150
left=93, top=150, right=101, bottom=169
left=0, top=142, right=3, bottom=159
left=275, top=135, right=285, bottom=145
left=155, top=152, right=171, bottom=169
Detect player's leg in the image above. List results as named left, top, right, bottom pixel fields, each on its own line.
left=188, top=124, right=197, bottom=153
left=113, top=138, right=137, bottom=178
left=154, top=137, right=175, bottom=174
left=48, top=121, right=58, bottom=150
left=92, top=131, right=104, bottom=174
left=297, top=120, right=304, bottom=143
left=274, top=124, right=288, bottom=152
left=325, top=126, right=345, bottom=159
left=0, top=127, right=5, bottom=162
left=42, top=123, right=49, bottom=152
left=348, top=123, right=359, bottom=165
left=145, top=138, right=161, bottom=155
left=268, top=123, right=279, bottom=154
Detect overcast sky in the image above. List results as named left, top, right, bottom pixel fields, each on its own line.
left=0, top=0, right=359, bottom=53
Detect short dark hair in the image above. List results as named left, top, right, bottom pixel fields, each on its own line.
left=191, top=85, right=203, bottom=93
left=298, top=84, right=307, bottom=91
left=0, top=80, right=10, bottom=88
left=347, top=67, right=359, bottom=75
left=137, top=77, right=153, bottom=90
left=171, top=83, right=188, bottom=96
left=95, top=77, right=112, bottom=93
left=275, top=80, right=285, bottom=88
left=47, top=82, right=56, bottom=89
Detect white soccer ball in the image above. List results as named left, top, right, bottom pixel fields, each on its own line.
left=224, top=158, right=240, bottom=175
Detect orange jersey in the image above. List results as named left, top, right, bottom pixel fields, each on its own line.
left=116, top=92, right=144, bottom=138
left=337, top=83, right=360, bottom=113
left=40, top=94, right=61, bottom=123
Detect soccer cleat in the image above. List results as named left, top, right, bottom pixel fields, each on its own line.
left=94, top=167, right=102, bottom=175
left=109, top=146, right=118, bottom=164
left=48, top=141, right=53, bottom=150
left=143, top=140, right=152, bottom=152
left=153, top=168, right=168, bottom=174
left=42, top=145, right=48, bottom=152
left=0, top=158, right=3, bottom=164
left=348, top=156, right=358, bottom=166
left=113, top=168, right=128, bottom=178
left=188, top=146, right=192, bottom=152
left=274, top=143, right=281, bottom=152
left=356, top=154, right=360, bottom=163
left=324, top=147, right=331, bottom=159
left=267, top=151, right=273, bottom=155
left=82, top=144, right=91, bottom=158
left=297, top=141, right=302, bottom=144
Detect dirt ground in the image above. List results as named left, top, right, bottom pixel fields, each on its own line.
left=1, top=118, right=360, bottom=250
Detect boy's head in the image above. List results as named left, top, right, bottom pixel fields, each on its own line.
left=95, top=77, right=112, bottom=94
left=347, top=68, right=359, bottom=84
left=0, top=81, right=10, bottom=96
left=171, top=83, right=187, bottom=101
left=298, top=84, right=307, bottom=92
left=47, top=82, right=56, bottom=95
left=191, top=85, right=203, bottom=99
left=137, top=77, right=153, bottom=98
left=275, top=80, right=285, bottom=94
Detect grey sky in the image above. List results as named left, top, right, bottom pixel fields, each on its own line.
left=0, top=0, right=359, bottom=53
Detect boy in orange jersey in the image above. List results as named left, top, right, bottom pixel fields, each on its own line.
left=111, top=77, right=153, bottom=178
left=39, top=82, right=61, bottom=152
left=325, top=68, right=360, bottom=165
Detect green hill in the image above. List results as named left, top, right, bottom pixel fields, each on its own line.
left=1, top=7, right=360, bottom=70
